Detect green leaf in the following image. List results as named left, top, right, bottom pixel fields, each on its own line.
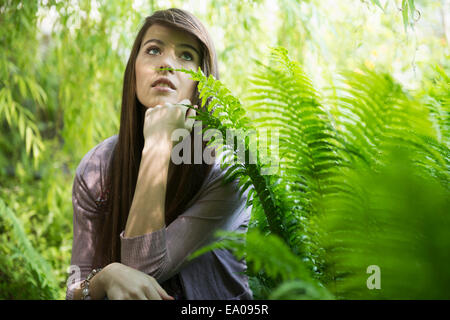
left=402, top=0, right=409, bottom=32
left=25, top=127, right=32, bottom=155
left=370, top=0, right=384, bottom=11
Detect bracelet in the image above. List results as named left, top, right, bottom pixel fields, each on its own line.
left=81, top=268, right=103, bottom=300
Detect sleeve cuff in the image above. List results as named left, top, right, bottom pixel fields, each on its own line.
left=119, top=228, right=167, bottom=277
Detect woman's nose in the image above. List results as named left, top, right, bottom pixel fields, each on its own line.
left=157, top=62, right=174, bottom=74
left=157, top=52, right=177, bottom=73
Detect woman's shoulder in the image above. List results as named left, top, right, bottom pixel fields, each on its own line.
left=74, top=134, right=118, bottom=194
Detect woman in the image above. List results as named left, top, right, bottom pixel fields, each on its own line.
left=65, top=8, right=253, bottom=300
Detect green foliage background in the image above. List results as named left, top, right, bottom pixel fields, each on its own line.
left=0, top=0, right=448, bottom=299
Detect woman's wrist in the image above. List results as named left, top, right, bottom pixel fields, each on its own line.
left=81, top=263, right=114, bottom=300
left=80, top=268, right=103, bottom=299
left=143, top=132, right=173, bottom=154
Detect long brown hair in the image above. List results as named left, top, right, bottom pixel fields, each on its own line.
left=94, top=8, right=219, bottom=267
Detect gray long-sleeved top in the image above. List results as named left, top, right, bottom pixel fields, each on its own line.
left=66, top=135, right=253, bottom=300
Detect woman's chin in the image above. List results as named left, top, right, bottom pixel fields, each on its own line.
left=147, top=98, right=186, bottom=108
left=147, top=99, right=175, bottom=108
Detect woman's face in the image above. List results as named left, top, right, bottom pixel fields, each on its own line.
left=135, top=24, right=201, bottom=109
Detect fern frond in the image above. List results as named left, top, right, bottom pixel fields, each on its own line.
left=245, top=47, right=349, bottom=266
left=189, top=229, right=334, bottom=299
left=175, top=67, right=290, bottom=243
left=0, top=198, right=58, bottom=299
left=313, top=150, right=450, bottom=299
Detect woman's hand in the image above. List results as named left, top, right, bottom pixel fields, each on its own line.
left=100, top=262, right=174, bottom=300
left=143, top=98, right=198, bottom=143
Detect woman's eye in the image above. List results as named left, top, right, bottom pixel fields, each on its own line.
left=145, top=46, right=194, bottom=61
left=146, top=46, right=160, bottom=55
left=181, top=52, right=194, bottom=61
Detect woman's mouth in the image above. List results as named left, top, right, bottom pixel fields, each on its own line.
left=152, top=84, right=175, bottom=93
left=151, top=77, right=176, bottom=93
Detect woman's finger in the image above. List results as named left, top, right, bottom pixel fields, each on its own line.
left=134, top=292, right=148, bottom=300
left=176, top=99, right=192, bottom=119
left=185, top=106, right=197, bottom=119
left=147, top=276, right=174, bottom=300
left=144, top=285, right=162, bottom=300
left=184, top=112, right=196, bottom=131
left=145, top=104, right=162, bottom=117
left=154, top=285, right=175, bottom=300
left=178, top=98, right=191, bottom=106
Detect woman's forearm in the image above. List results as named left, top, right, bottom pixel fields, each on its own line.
left=124, top=133, right=173, bottom=238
